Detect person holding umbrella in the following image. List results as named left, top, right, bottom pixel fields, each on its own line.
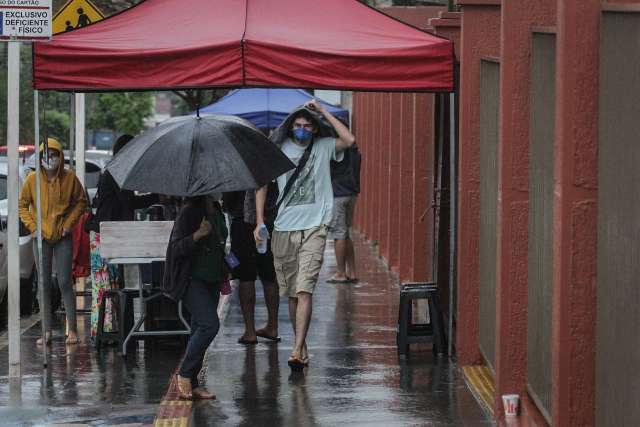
left=163, top=194, right=227, bottom=400
left=19, top=138, right=87, bottom=345
left=254, top=100, right=355, bottom=371
left=105, top=114, right=295, bottom=394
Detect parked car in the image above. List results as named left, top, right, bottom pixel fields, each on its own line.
left=0, top=159, right=38, bottom=320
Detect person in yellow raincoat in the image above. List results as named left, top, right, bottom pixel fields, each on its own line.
left=19, top=138, right=87, bottom=345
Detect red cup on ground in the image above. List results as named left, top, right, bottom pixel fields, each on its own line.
left=502, top=394, right=519, bottom=416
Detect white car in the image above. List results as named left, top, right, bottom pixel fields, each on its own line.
left=0, top=159, right=38, bottom=319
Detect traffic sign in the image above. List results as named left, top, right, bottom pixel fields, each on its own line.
left=0, top=0, right=52, bottom=41
left=52, top=0, right=103, bottom=35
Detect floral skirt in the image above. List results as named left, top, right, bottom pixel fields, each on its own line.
left=90, top=231, right=120, bottom=337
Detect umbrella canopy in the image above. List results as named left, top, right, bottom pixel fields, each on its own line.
left=106, top=115, right=295, bottom=196
left=33, top=0, right=454, bottom=92
left=200, top=89, right=350, bottom=129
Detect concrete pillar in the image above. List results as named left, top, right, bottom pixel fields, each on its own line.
left=551, top=1, right=600, bottom=425
left=398, top=94, right=415, bottom=281
left=494, top=0, right=556, bottom=420
left=455, top=2, right=501, bottom=365
left=379, top=93, right=390, bottom=259
left=412, top=94, right=433, bottom=282
left=387, top=93, right=402, bottom=273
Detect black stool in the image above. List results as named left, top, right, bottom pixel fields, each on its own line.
left=95, top=288, right=139, bottom=351
left=397, top=282, right=445, bottom=356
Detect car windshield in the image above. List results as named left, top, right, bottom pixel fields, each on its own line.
left=0, top=176, right=6, bottom=200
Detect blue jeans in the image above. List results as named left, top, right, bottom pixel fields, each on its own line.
left=179, top=279, right=220, bottom=388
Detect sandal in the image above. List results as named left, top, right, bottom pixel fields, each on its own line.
left=175, top=375, right=193, bottom=400
left=36, top=332, right=52, bottom=346
left=256, top=329, right=281, bottom=342
left=327, top=276, right=351, bottom=284
left=192, top=387, right=216, bottom=400
left=301, top=345, right=310, bottom=366
left=288, top=355, right=305, bottom=372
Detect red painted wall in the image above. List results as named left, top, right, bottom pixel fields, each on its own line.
left=494, top=0, right=556, bottom=422
left=351, top=7, right=453, bottom=283
left=352, top=91, right=434, bottom=283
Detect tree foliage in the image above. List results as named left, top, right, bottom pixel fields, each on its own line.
left=172, top=89, right=230, bottom=115
left=86, top=92, right=153, bottom=136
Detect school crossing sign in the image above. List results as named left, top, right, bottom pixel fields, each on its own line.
left=0, top=0, right=52, bottom=40
left=52, top=0, right=103, bottom=35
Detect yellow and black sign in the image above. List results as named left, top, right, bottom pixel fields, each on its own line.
left=52, top=0, right=104, bottom=35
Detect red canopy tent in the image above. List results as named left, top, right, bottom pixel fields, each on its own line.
left=33, top=0, right=454, bottom=92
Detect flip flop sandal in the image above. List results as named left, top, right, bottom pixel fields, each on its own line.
left=327, top=277, right=351, bottom=284
left=288, top=356, right=305, bottom=372
left=175, top=375, right=193, bottom=400
left=256, top=331, right=282, bottom=342
left=238, top=337, right=258, bottom=345
left=192, top=387, right=216, bottom=400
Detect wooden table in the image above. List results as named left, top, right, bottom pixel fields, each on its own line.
left=100, top=221, right=190, bottom=356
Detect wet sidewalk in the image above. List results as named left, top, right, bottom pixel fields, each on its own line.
left=0, top=303, right=185, bottom=426
left=191, top=234, right=493, bottom=426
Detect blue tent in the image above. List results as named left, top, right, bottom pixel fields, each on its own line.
left=199, top=88, right=349, bottom=129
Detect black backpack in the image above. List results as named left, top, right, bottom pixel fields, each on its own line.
left=331, top=144, right=361, bottom=197
left=83, top=171, right=119, bottom=233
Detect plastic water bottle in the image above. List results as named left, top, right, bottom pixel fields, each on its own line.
left=256, top=224, right=269, bottom=254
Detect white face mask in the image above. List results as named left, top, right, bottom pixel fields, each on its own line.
left=43, top=156, right=60, bottom=171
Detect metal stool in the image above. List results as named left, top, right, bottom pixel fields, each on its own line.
left=397, top=282, right=445, bottom=356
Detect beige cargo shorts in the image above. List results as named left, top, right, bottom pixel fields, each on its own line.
left=271, top=225, right=328, bottom=298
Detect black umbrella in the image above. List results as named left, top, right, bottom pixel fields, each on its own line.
left=106, top=115, right=295, bottom=196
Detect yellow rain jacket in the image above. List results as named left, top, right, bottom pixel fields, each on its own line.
left=18, top=138, right=87, bottom=242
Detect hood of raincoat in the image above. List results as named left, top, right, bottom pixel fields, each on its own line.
left=39, top=137, right=65, bottom=175
left=269, top=106, right=337, bottom=146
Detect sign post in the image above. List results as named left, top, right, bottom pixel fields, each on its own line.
left=3, top=0, right=52, bottom=378
left=6, top=37, right=20, bottom=379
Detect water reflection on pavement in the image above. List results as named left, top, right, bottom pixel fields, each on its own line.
left=194, top=236, right=493, bottom=426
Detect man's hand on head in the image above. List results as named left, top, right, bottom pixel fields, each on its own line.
left=305, top=99, right=325, bottom=115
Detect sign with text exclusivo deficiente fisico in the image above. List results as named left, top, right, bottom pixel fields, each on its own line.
left=0, top=0, right=51, bottom=40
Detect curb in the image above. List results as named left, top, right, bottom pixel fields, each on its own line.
left=153, top=281, right=238, bottom=427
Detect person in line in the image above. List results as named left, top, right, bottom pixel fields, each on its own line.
left=19, top=138, right=87, bottom=345
left=327, top=143, right=361, bottom=283
left=164, top=194, right=227, bottom=400
left=224, top=189, right=280, bottom=345
left=86, top=134, right=158, bottom=341
left=254, top=99, right=355, bottom=371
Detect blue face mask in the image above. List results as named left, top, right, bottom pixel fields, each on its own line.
left=293, top=127, right=313, bottom=143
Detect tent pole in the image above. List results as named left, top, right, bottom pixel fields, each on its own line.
left=448, top=90, right=457, bottom=357
left=69, top=93, right=75, bottom=170
left=7, top=40, right=21, bottom=379
left=34, top=90, right=48, bottom=367
left=75, top=93, right=86, bottom=187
